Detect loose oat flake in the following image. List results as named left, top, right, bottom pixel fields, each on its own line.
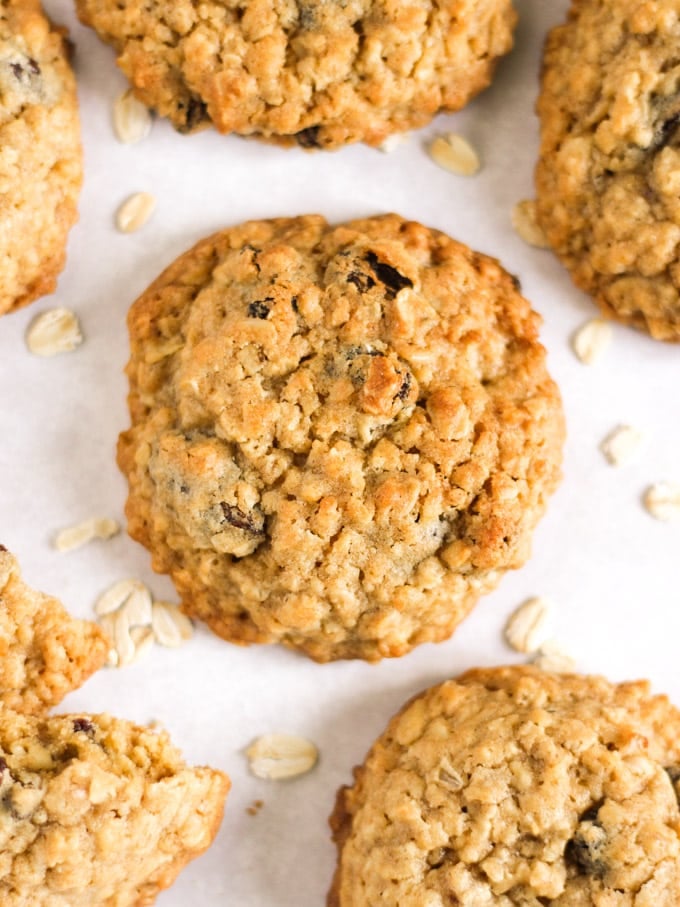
left=571, top=318, right=612, bottom=365
left=113, top=89, right=152, bottom=144
left=533, top=640, right=576, bottom=674
left=600, top=425, right=643, bottom=467
left=378, top=132, right=408, bottom=153
left=428, top=134, right=480, bottom=176
left=643, top=482, right=680, bottom=521
left=116, top=192, right=156, bottom=233
left=53, top=517, right=120, bottom=552
left=94, top=578, right=152, bottom=618
left=25, top=308, right=83, bottom=357
left=246, top=733, right=318, bottom=780
left=504, top=596, right=550, bottom=654
left=151, top=601, right=193, bottom=648
left=511, top=200, right=550, bottom=249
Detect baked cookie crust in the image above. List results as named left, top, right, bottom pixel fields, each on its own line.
left=329, top=665, right=680, bottom=905
left=118, top=214, right=564, bottom=662
left=0, top=546, right=108, bottom=715
left=536, top=0, right=680, bottom=341
left=0, top=0, right=82, bottom=316
left=75, top=0, right=516, bottom=149
left=0, top=710, right=229, bottom=906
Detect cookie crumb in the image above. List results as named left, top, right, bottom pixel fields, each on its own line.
left=504, top=596, right=550, bottom=654
left=116, top=192, right=156, bottom=233
left=113, top=89, right=152, bottom=144
left=571, top=318, right=612, bottom=365
left=246, top=799, right=264, bottom=817
left=643, top=482, right=680, bottom=521
left=25, top=308, right=83, bottom=357
left=600, top=425, right=643, bottom=467
left=512, top=200, right=550, bottom=249
left=428, top=134, right=480, bottom=176
left=53, top=517, right=120, bottom=552
left=246, top=734, right=318, bottom=780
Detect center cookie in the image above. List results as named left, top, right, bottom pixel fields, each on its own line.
left=118, top=214, right=564, bottom=662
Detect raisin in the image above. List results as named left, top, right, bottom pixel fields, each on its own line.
left=247, top=300, right=271, bottom=319
left=295, top=126, right=322, bottom=148
left=72, top=718, right=95, bottom=735
left=177, top=96, right=209, bottom=132
left=347, top=271, right=376, bottom=292
left=0, top=544, right=6, bottom=552
left=656, top=112, right=680, bottom=149
left=395, top=371, right=412, bottom=401
left=365, top=251, right=413, bottom=298
left=291, top=296, right=299, bottom=312
left=220, top=503, right=265, bottom=535
left=565, top=802, right=608, bottom=878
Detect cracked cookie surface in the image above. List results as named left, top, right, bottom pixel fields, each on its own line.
left=0, top=0, right=82, bottom=316
left=536, top=0, right=680, bottom=340
left=0, top=547, right=108, bottom=716
left=75, top=0, right=516, bottom=148
left=0, top=710, right=229, bottom=906
left=118, top=214, right=563, bottom=662
left=329, top=665, right=680, bottom=906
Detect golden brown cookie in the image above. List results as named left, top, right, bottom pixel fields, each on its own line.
left=0, top=0, right=82, bottom=316
left=118, top=214, right=564, bottom=662
left=536, top=0, right=680, bottom=341
left=329, top=665, right=680, bottom=906
left=75, top=0, right=516, bottom=149
left=0, top=546, right=108, bottom=715
left=0, top=709, right=229, bottom=906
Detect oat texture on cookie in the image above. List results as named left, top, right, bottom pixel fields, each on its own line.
left=75, top=0, right=517, bottom=149
left=118, top=214, right=564, bottom=662
left=0, top=547, right=108, bottom=715
left=329, top=665, right=680, bottom=906
left=536, top=0, right=680, bottom=340
left=0, top=0, right=82, bottom=315
left=0, top=548, right=230, bottom=907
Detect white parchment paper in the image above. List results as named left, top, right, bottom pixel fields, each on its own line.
left=1, top=1, right=679, bottom=903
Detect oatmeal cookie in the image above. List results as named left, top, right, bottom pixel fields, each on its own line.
left=0, top=0, right=82, bottom=316
left=536, top=0, right=680, bottom=341
left=118, top=214, right=564, bottom=662
left=0, top=546, right=108, bottom=715
left=75, top=0, right=516, bottom=149
left=0, top=709, right=229, bottom=906
left=329, top=665, right=680, bottom=906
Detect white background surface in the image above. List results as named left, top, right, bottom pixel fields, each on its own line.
left=1, top=1, right=679, bottom=903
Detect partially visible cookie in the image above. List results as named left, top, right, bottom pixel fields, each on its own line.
left=0, top=546, right=108, bottom=715
left=0, top=0, right=82, bottom=316
left=0, top=709, right=229, bottom=906
left=536, top=0, right=680, bottom=340
left=329, top=665, right=680, bottom=906
left=118, top=214, right=564, bottom=662
left=75, top=0, right=516, bottom=148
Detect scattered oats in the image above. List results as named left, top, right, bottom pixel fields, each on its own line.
left=533, top=639, right=576, bottom=674
left=53, top=517, right=120, bottom=553
left=378, top=132, right=408, bottom=153
left=129, top=626, right=155, bottom=663
left=600, top=425, right=643, bottom=467
left=116, top=191, right=156, bottom=233
left=113, top=89, right=152, bottom=144
left=643, top=482, right=680, bottom=521
left=121, top=582, right=153, bottom=627
left=25, top=308, right=83, bottom=357
left=511, top=200, right=550, bottom=249
left=504, top=596, right=550, bottom=654
left=94, top=578, right=152, bottom=618
left=112, top=609, right=136, bottom=667
left=571, top=318, right=612, bottom=365
left=428, top=133, right=480, bottom=176
left=151, top=601, right=194, bottom=647
left=246, top=734, right=318, bottom=780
